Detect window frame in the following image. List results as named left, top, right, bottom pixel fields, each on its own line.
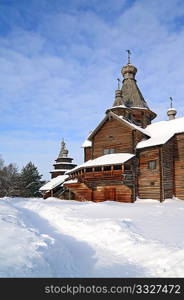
left=148, top=160, right=157, bottom=170
left=103, top=148, right=115, bottom=155
left=103, top=165, right=112, bottom=171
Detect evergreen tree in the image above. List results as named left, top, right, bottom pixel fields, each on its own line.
left=19, top=162, right=44, bottom=197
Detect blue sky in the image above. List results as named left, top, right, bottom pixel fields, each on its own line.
left=0, top=0, right=184, bottom=179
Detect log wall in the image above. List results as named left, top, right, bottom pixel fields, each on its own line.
left=174, top=133, right=184, bottom=200
left=92, top=118, right=144, bottom=159
left=65, top=169, right=133, bottom=203
left=138, top=147, right=161, bottom=200
left=162, top=138, right=174, bottom=199
left=84, top=147, right=92, bottom=162
left=92, top=185, right=132, bottom=202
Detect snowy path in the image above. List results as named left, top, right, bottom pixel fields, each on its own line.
left=0, top=198, right=96, bottom=277
left=0, top=197, right=184, bottom=277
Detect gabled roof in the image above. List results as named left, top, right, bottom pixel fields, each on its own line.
left=111, top=112, right=150, bottom=136
left=66, top=153, right=135, bottom=174
left=137, top=117, right=184, bottom=149
left=81, top=111, right=150, bottom=148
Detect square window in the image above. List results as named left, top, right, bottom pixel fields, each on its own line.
left=104, top=149, right=109, bottom=155
left=104, top=149, right=115, bottom=155
left=148, top=160, right=156, bottom=170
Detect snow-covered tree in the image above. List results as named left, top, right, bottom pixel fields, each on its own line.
left=19, top=162, right=44, bottom=197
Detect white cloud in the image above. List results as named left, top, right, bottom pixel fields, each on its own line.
left=0, top=0, right=184, bottom=178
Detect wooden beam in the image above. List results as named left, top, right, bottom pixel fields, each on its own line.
left=159, top=146, right=164, bottom=202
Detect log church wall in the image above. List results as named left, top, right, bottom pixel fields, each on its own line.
left=174, top=133, right=184, bottom=200
left=138, top=147, right=161, bottom=200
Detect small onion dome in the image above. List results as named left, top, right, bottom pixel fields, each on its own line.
left=167, top=108, right=177, bottom=120
left=121, top=64, right=137, bottom=78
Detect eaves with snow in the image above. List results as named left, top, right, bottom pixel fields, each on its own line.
left=39, top=175, right=69, bottom=191
left=137, top=117, right=184, bottom=149
left=66, top=153, right=135, bottom=174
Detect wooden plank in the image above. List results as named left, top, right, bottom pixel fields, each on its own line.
left=174, top=133, right=184, bottom=200
left=92, top=118, right=144, bottom=159
left=138, top=147, right=160, bottom=200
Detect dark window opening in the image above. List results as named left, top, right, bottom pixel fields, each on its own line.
left=148, top=160, right=156, bottom=170
left=113, top=165, right=122, bottom=170
left=124, top=164, right=131, bottom=171
left=86, top=168, right=93, bottom=172
left=104, top=166, right=111, bottom=171
left=94, top=166, right=101, bottom=172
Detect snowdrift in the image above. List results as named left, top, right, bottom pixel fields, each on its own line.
left=0, top=197, right=184, bottom=277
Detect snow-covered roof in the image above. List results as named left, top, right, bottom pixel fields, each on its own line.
left=64, top=178, right=78, bottom=184
left=116, top=115, right=150, bottom=136
left=66, top=153, right=135, bottom=174
left=81, top=111, right=150, bottom=148
left=110, top=105, right=127, bottom=109
left=109, top=105, right=149, bottom=110
left=39, top=175, right=69, bottom=191
left=167, top=108, right=176, bottom=112
left=50, top=169, right=68, bottom=173
left=54, top=161, right=74, bottom=165
left=137, top=117, right=184, bottom=149
left=130, top=106, right=148, bottom=110
left=81, top=139, right=92, bottom=148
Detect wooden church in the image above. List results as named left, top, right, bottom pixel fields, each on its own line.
left=40, top=52, right=184, bottom=202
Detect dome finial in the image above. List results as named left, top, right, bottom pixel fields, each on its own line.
left=126, top=49, right=131, bottom=64
left=121, top=50, right=137, bottom=79
left=117, top=78, right=120, bottom=90
left=167, top=97, right=177, bottom=120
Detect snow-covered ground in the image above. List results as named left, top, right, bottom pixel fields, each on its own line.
left=0, top=197, right=184, bottom=278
